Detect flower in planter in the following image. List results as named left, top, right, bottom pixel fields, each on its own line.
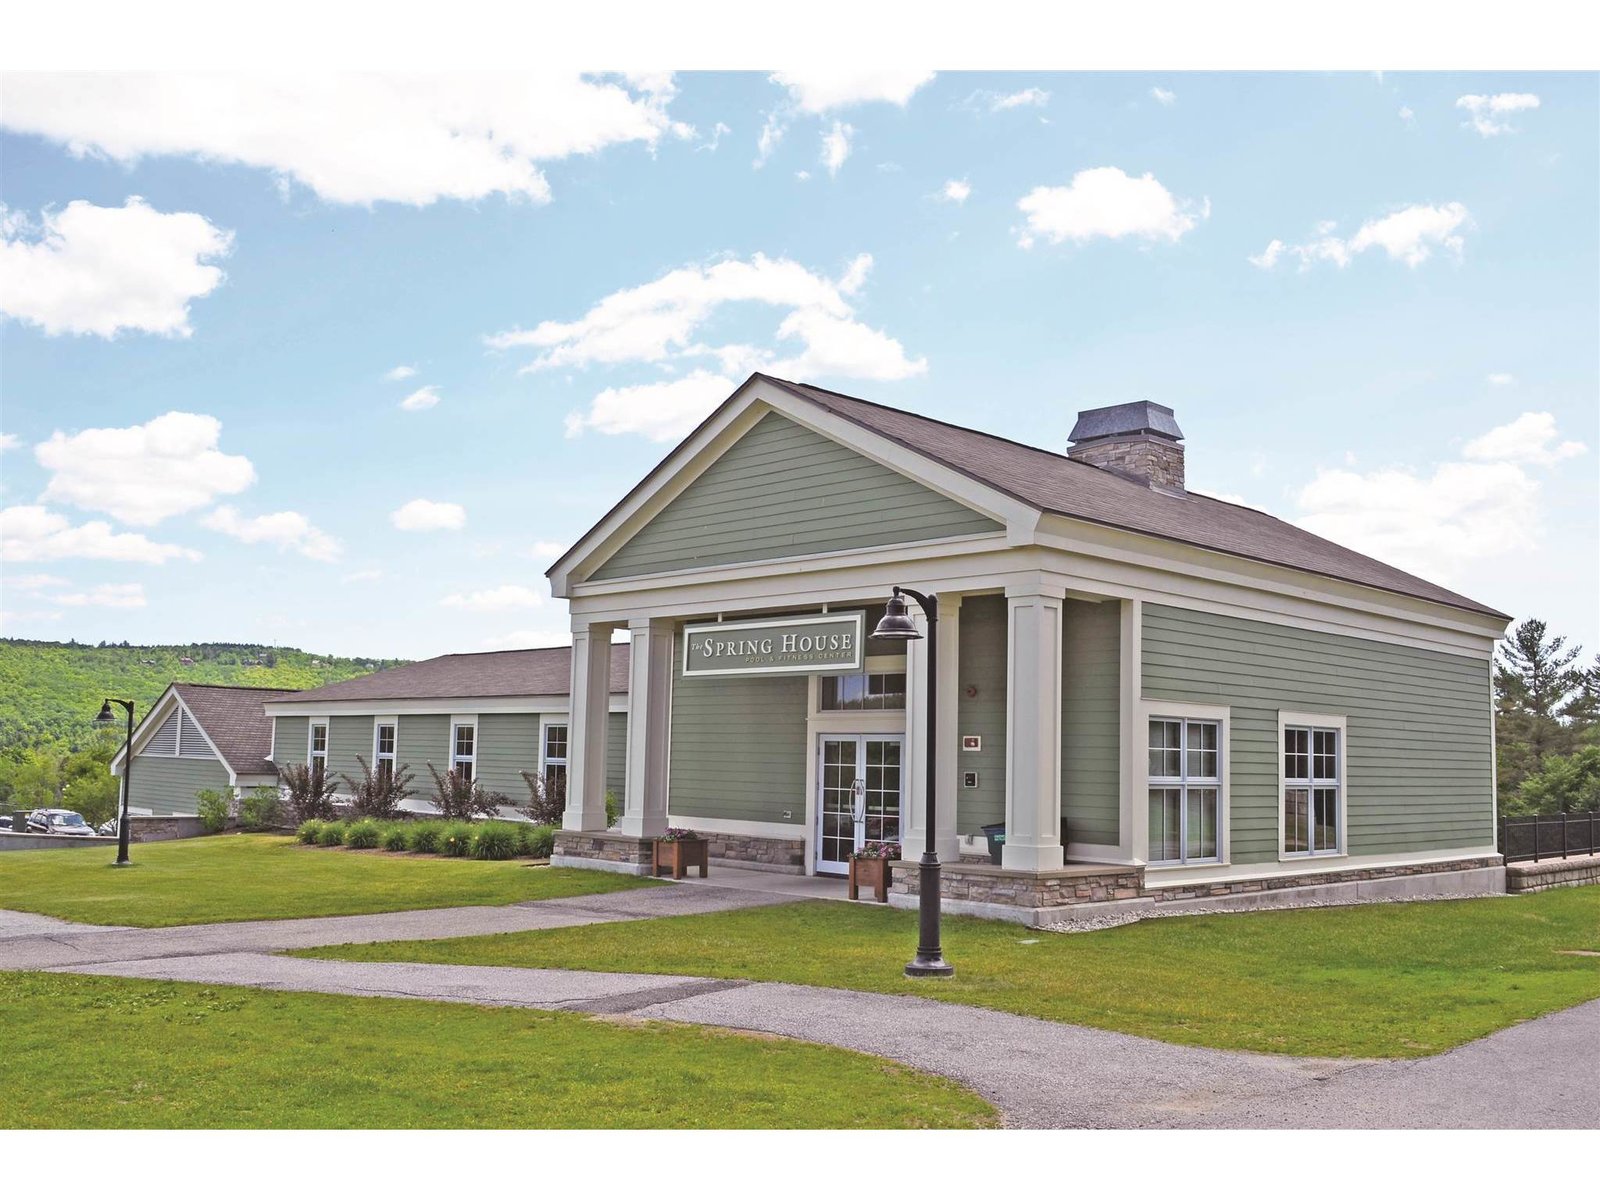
left=850, top=840, right=901, bottom=861
left=658, top=827, right=701, bottom=842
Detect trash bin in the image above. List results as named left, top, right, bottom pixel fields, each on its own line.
left=980, top=822, right=1006, bottom=865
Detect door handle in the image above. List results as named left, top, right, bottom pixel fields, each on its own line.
left=852, top=778, right=866, bottom=823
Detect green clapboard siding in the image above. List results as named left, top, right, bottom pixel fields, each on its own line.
left=607, top=711, right=628, bottom=805
left=129, top=753, right=232, bottom=816
left=327, top=716, right=371, bottom=789
left=397, top=714, right=450, bottom=779
left=272, top=716, right=309, bottom=765
left=1062, top=599, right=1121, bottom=846
left=476, top=713, right=540, bottom=801
left=669, top=629, right=807, bottom=825
left=956, top=595, right=1008, bottom=836
left=591, top=411, right=1003, bottom=581
left=1141, top=605, right=1494, bottom=864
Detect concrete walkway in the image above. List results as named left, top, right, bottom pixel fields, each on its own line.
left=5, top=890, right=1597, bottom=1129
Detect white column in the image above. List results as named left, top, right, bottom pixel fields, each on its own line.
left=1120, top=598, right=1146, bottom=864
left=1003, top=584, right=1065, bottom=871
left=902, top=606, right=931, bottom=859
left=618, top=617, right=673, bottom=840
left=932, top=592, right=962, bottom=862
left=562, top=621, right=614, bottom=832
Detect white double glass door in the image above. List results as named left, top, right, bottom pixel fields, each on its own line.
left=816, top=735, right=904, bottom=875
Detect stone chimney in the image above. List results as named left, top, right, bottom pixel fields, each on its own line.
left=1067, top=401, right=1185, bottom=491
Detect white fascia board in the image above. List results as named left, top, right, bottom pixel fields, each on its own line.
left=262, top=695, right=625, bottom=718
left=551, top=376, right=1038, bottom=596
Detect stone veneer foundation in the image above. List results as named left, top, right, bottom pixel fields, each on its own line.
left=552, top=828, right=806, bottom=875
left=889, top=854, right=1507, bottom=926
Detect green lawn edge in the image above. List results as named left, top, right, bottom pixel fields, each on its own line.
left=0, top=970, right=995, bottom=1129
left=0, top=833, right=660, bottom=927
left=296, top=888, right=1600, bottom=1060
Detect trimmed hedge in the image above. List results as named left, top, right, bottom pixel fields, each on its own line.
left=295, top=817, right=557, bottom=861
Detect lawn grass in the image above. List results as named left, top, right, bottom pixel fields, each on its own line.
left=299, top=888, right=1600, bottom=1059
left=0, top=834, right=658, bottom=927
left=0, top=971, right=995, bottom=1129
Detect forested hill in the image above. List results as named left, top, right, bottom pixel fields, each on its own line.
left=0, top=640, right=405, bottom=749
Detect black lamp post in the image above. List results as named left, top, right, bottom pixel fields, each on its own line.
left=872, top=587, right=954, bottom=978
left=94, top=699, right=135, bottom=866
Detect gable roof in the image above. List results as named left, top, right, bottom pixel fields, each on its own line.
left=755, top=376, right=1507, bottom=620
left=273, top=644, right=630, bottom=705
left=169, top=683, right=299, bottom=776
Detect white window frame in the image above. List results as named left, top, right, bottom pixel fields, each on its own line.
left=1134, top=699, right=1231, bottom=870
left=1278, top=711, right=1348, bottom=861
left=449, top=715, right=478, bottom=783
left=373, top=717, right=398, bottom=785
left=817, top=659, right=909, bottom=713
left=1146, top=714, right=1223, bottom=866
left=307, top=720, right=329, bottom=777
left=538, top=715, right=569, bottom=798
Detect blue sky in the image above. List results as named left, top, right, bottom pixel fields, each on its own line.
left=1, top=71, right=1595, bottom=661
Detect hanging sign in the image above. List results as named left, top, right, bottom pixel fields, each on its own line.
left=682, top=611, right=865, bottom=678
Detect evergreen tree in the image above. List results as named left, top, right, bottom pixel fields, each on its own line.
left=1559, top=653, right=1600, bottom=730
left=1494, top=618, right=1584, bottom=798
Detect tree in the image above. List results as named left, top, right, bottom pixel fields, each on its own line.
left=1560, top=654, right=1600, bottom=730
left=427, top=763, right=503, bottom=820
left=1506, top=745, right=1600, bottom=817
left=1495, top=618, right=1584, bottom=797
left=341, top=754, right=413, bottom=819
left=280, top=762, right=338, bottom=822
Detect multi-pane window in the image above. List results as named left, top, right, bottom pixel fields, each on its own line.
left=309, top=723, right=328, bottom=782
left=1283, top=726, right=1340, bottom=855
left=542, top=723, right=569, bottom=801
left=452, top=724, right=476, bottom=783
left=819, top=671, right=907, bottom=711
left=1147, top=718, right=1220, bottom=864
left=374, top=723, right=396, bottom=787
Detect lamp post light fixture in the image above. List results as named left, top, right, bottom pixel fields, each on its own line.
left=872, top=587, right=954, bottom=978
left=94, top=698, right=136, bottom=866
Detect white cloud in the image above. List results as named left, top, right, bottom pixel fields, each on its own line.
left=0, top=505, right=201, bottom=563
left=1398, top=105, right=1416, bottom=124
left=1017, top=166, right=1204, bottom=247
left=35, top=411, right=255, bottom=526
left=969, top=87, right=1050, bottom=112
left=529, top=540, right=568, bottom=559
left=1462, top=412, right=1586, bottom=467
left=480, top=626, right=571, bottom=651
left=941, top=179, right=972, bottom=204
left=754, top=112, right=786, bottom=167
left=399, top=385, right=441, bottom=412
left=1150, top=87, right=1176, bottom=106
left=1251, top=202, right=1471, bottom=271
left=391, top=499, right=465, bottom=532
left=1487, top=372, right=1517, bottom=386
left=1456, top=92, right=1540, bottom=137
left=9, top=573, right=68, bottom=591
left=0, top=197, right=231, bottom=338
left=567, top=371, right=738, bottom=442
left=342, top=568, right=383, bottom=583
left=495, top=252, right=924, bottom=442
left=0, top=74, right=686, bottom=207
left=0, top=433, right=20, bottom=452
left=384, top=365, right=417, bottom=381
left=201, top=505, right=341, bottom=562
left=56, top=583, right=146, bottom=609
left=770, top=71, right=934, bottom=114
left=440, top=584, right=545, bottom=612
left=821, top=121, right=854, bottom=176
left=1293, top=412, right=1584, bottom=584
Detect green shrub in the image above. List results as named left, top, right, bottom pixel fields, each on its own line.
left=296, top=819, right=324, bottom=844
left=196, top=788, right=233, bottom=834
left=239, top=785, right=284, bottom=831
left=380, top=823, right=411, bottom=852
left=439, top=821, right=474, bottom=857
left=470, top=821, right=518, bottom=860
left=344, top=819, right=382, bottom=849
left=406, top=822, right=443, bottom=854
left=519, top=823, right=556, bottom=859
left=605, top=789, right=620, bottom=828
left=316, top=821, right=348, bottom=847
left=280, top=762, right=338, bottom=823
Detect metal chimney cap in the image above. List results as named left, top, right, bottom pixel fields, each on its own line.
left=1068, top=401, right=1184, bottom=445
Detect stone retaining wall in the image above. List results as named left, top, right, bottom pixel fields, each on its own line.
left=1144, top=856, right=1503, bottom=902
left=550, top=830, right=655, bottom=875
left=1505, top=854, right=1600, bottom=893
left=700, top=831, right=806, bottom=874
left=889, top=860, right=1144, bottom=908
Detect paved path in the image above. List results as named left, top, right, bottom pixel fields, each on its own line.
left=6, top=891, right=1597, bottom=1129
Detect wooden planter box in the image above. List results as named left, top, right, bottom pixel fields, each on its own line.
left=849, top=856, right=892, bottom=902
left=653, top=837, right=709, bottom=879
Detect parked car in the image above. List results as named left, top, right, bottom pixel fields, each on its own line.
left=26, top=808, right=96, bottom=836
left=97, top=816, right=119, bottom=838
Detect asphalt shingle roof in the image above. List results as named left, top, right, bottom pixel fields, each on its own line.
left=172, top=683, right=301, bottom=776
left=760, top=375, right=1507, bottom=620
left=274, top=645, right=631, bottom=706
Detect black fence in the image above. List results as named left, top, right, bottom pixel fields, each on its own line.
left=1499, top=811, right=1600, bottom=863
